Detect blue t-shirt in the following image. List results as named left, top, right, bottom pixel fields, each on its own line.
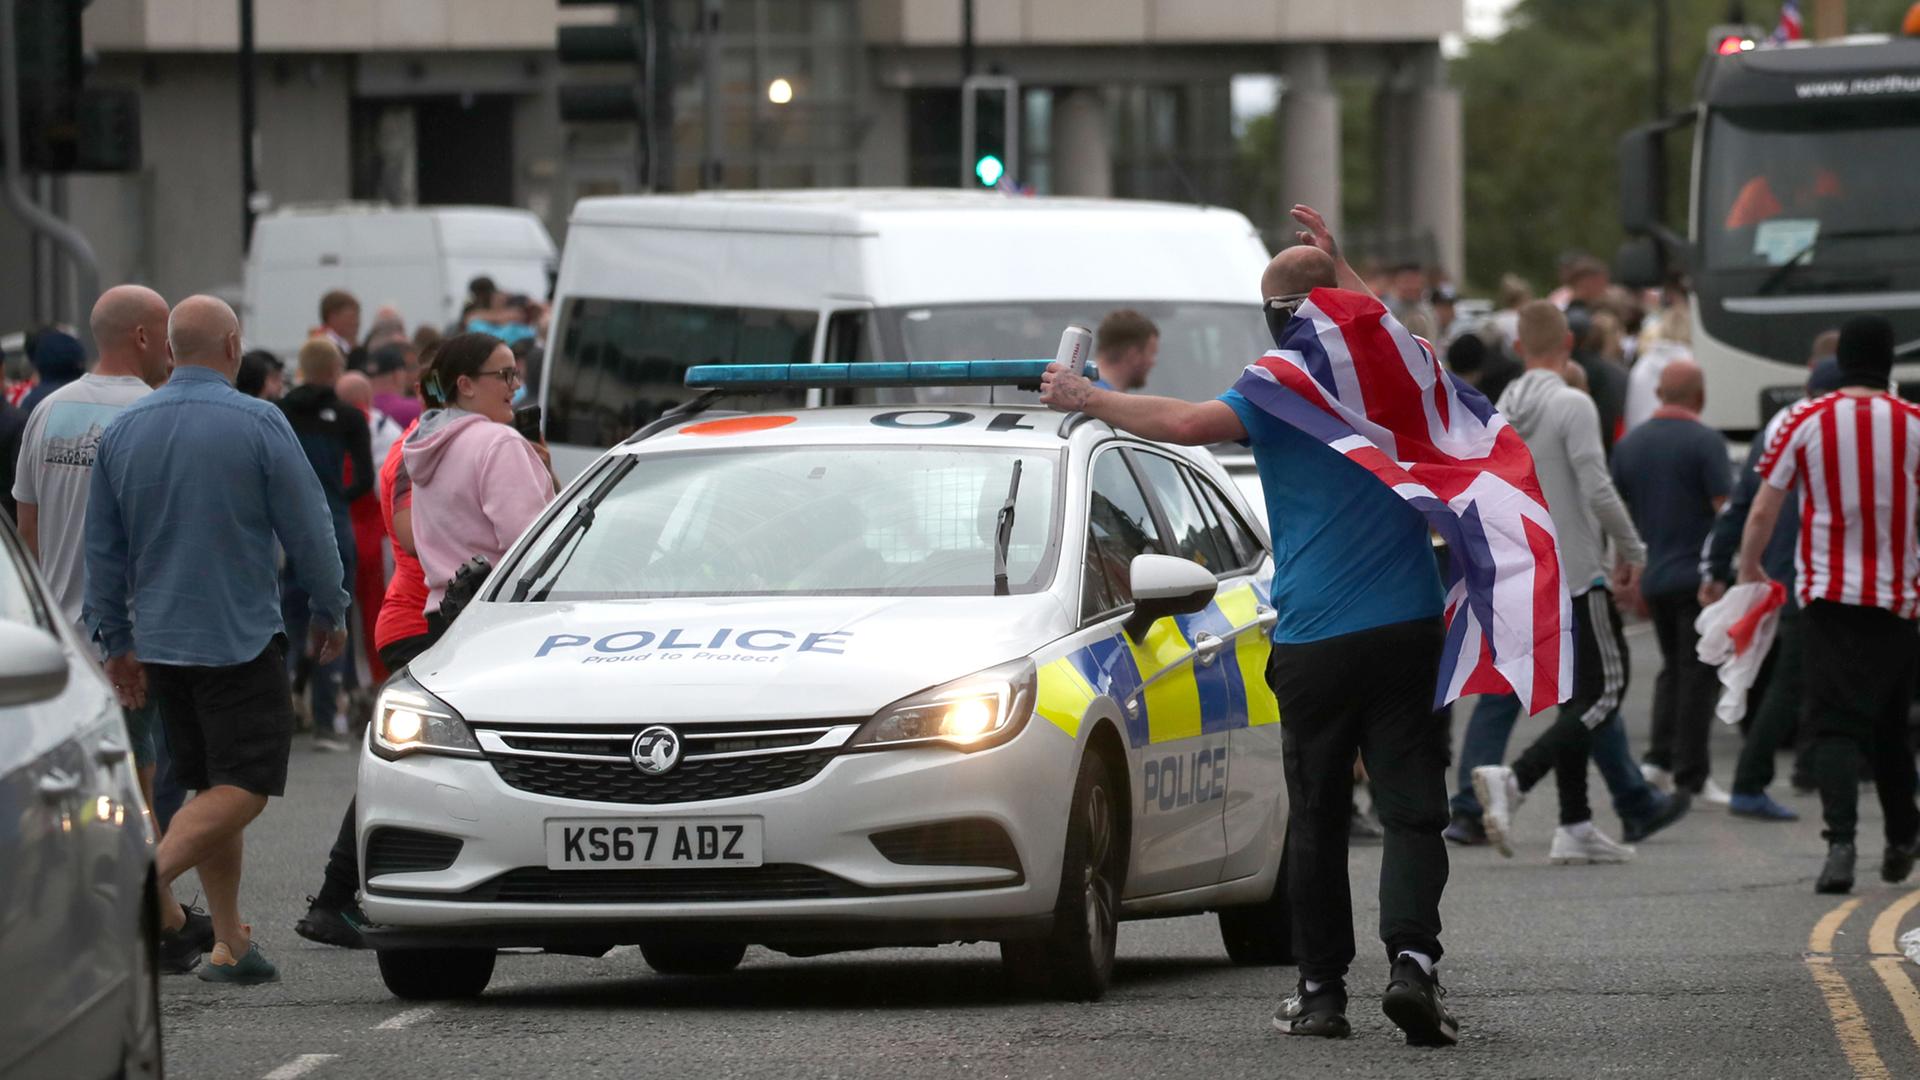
left=1219, top=389, right=1444, bottom=644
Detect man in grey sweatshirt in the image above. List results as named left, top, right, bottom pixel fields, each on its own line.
left=1473, top=301, right=1651, bottom=864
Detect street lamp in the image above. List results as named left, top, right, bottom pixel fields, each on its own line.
left=767, top=77, right=793, bottom=105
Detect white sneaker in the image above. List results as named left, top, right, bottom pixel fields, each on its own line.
left=1471, top=765, right=1523, bottom=858
left=1640, top=763, right=1675, bottom=794
left=1550, top=821, right=1636, bottom=864
left=1701, top=778, right=1733, bottom=807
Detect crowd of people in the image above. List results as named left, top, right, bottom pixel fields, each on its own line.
left=1, top=277, right=556, bottom=983
left=2, top=225, right=1916, bottom=1042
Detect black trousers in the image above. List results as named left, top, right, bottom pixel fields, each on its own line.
left=1268, top=616, right=1448, bottom=984
left=316, top=625, right=444, bottom=909
left=1733, top=605, right=1804, bottom=796
left=1513, top=588, right=1628, bottom=826
left=1643, top=591, right=1720, bottom=792
left=1802, top=601, right=1920, bottom=848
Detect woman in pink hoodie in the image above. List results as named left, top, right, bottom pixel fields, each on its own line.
left=403, top=333, right=554, bottom=616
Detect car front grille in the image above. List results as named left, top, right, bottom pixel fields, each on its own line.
left=488, top=750, right=836, bottom=804
left=370, top=864, right=1022, bottom=904
left=870, top=819, right=1022, bottom=873
left=365, top=827, right=464, bottom=876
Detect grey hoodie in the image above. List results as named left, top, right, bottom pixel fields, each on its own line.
left=1498, top=368, right=1647, bottom=594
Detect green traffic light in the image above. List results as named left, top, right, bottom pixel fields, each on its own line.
left=974, top=154, right=1005, bottom=187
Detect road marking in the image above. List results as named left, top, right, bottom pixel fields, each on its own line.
left=1868, top=887, right=1920, bottom=955
left=262, top=1054, right=337, bottom=1080
left=1806, top=896, right=1892, bottom=1079
left=1869, top=958, right=1920, bottom=1056
left=375, top=1006, right=436, bottom=1030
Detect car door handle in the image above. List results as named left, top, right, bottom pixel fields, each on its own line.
left=1193, top=633, right=1226, bottom=666
left=38, top=769, right=82, bottom=800
left=95, top=738, right=130, bottom=764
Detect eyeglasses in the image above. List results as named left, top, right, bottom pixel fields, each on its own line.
left=473, top=367, right=521, bottom=387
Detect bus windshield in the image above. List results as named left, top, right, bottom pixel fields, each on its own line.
left=1701, top=103, right=1920, bottom=273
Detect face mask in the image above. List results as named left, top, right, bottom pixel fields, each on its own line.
left=1264, top=293, right=1310, bottom=349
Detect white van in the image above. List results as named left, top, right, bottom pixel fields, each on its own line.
left=541, top=189, right=1273, bottom=479
left=243, top=203, right=557, bottom=361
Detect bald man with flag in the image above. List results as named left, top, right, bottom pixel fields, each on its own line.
left=1040, top=206, right=1569, bottom=1049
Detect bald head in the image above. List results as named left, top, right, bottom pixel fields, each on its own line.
left=91, top=284, right=171, bottom=386
left=1262, top=246, right=1338, bottom=300
left=167, top=295, right=242, bottom=378
left=1656, top=359, right=1705, bottom=411
left=336, top=370, right=373, bottom=410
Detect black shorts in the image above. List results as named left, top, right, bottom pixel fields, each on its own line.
left=148, top=636, right=297, bottom=798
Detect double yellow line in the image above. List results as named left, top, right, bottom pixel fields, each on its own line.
left=1806, top=887, right=1920, bottom=1077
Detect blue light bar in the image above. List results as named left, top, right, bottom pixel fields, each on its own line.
left=684, top=360, right=1096, bottom=390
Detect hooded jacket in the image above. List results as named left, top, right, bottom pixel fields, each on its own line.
left=278, top=382, right=373, bottom=528
left=19, top=331, right=86, bottom=416
left=403, top=406, right=553, bottom=611
left=1498, top=367, right=1647, bottom=594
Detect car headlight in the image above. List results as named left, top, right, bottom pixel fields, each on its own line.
left=371, top=671, right=483, bottom=761
left=847, top=658, right=1036, bottom=752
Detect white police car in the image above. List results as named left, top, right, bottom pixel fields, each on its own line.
left=358, top=361, right=1290, bottom=1002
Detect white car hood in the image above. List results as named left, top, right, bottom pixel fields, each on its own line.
left=409, top=593, right=1070, bottom=725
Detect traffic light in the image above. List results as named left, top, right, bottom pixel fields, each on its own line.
left=961, top=76, right=1019, bottom=189
left=11, top=0, right=140, bottom=172
left=557, top=0, right=672, bottom=187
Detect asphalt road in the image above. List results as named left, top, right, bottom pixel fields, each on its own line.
left=161, top=621, right=1920, bottom=1080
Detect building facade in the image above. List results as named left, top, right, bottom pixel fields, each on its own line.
left=2, top=0, right=1462, bottom=340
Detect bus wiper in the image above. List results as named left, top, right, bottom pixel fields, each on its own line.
left=1759, top=226, right=1920, bottom=295
left=510, top=456, right=638, bottom=602
left=992, top=459, right=1024, bottom=597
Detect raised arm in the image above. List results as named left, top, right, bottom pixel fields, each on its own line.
left=1290, top=204, right=1374, bottom=299
left=1039, top=363, right=1246, bottom=445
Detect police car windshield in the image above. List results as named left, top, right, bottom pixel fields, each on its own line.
left=514, top=446, right=1060, bottom=600
left=875, top=301, right=1268, bottom=406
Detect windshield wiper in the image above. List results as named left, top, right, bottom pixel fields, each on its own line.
left=1758, top=226, right=1920, bottom=295
left=992, top=459, right=1024, bottom=597
left=509, top=456, right=638, bottom=602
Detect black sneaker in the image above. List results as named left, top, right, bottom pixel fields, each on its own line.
left=159, top=921, right=204, bottom=974
left=1883, top=838, right=1919, bottom=884
left=1442, top=812, right=1487, bottom=846
left=1621, top=790, right=1692, bottom=844
left=294, top=896, right=372, bottom=950
left=1817, top=842, right=1857, bottom=894
left=1381, top=956, right=1458, bottom=1047
left=1272, top=978, right=1350, bottom=1038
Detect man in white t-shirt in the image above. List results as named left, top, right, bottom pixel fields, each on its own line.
left=13, top=285, right=173, bottom=785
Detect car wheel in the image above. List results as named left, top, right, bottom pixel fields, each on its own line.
left=1217, top=844, right=1293, bottom=965
left=120, top=877, right=165, bottom=1080
left=376, top=948, right=496, bottom=1000
left=639, top=941, right=748, bottom=975
left=1001, top=748, right=1122, bottom=1001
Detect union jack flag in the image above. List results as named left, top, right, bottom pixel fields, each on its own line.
left=1770, top=1, right=1805, bottom=43
left=1230, top=288, right=1573, bottom=715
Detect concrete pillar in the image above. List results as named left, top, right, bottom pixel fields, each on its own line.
left=1051, top=88, right=1112, bottom=198
left=1405, top=47, right=1464, bottom=282
left=1277, top=45, right=1341, bottom=238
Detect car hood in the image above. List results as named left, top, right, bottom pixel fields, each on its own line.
left=409, top=593, right=1070, bottom=725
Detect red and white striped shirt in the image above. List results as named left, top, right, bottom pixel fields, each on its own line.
left=1760, top=391, right=1920, bottom=617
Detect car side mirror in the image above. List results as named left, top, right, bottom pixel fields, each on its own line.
left=0, top=622, right=70, bottom=707
left=1124, top=554, right=1217, bottom=642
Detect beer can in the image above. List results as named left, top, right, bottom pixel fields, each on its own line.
left=1055, top=325, right=1093, bottom=375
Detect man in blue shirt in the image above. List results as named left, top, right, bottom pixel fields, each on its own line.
left=1040, top=206, right=1456, bottom=1048
left=85, top=295, right=348, bottom=986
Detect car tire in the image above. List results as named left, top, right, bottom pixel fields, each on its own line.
left=1000, top=748, right=1122, bottom=1001
left=639, top=941, right=748, bottom=975
left=1216, top=845, right=1293, bottom=965
left=376, top=948, right=496, bottom=1000
left=120, top=876, right=165, bottom=1080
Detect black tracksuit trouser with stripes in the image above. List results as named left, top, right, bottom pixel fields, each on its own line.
left=1512, top=587, right=1628, bottom=827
